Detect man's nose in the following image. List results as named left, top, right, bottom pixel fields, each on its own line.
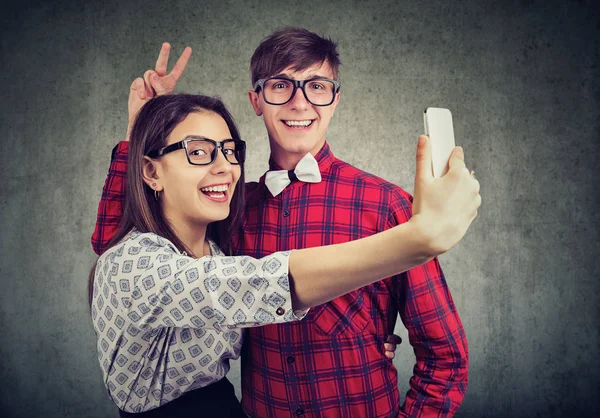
left=288, top=85, right=310, bottom=110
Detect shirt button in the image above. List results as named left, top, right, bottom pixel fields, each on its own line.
left=276, top=307, right=285, bottom=316
left=296, top=408, right=304, bottom=415
left=287, top=356, right=295, bottom=364
left=283, top=210, right=290, bottom=217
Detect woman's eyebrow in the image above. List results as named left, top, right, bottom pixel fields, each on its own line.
left=182, top=135, right=235, bottom=141
left=182, top=135, right=212, bottom=140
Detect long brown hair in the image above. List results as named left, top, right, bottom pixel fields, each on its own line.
left=88, top=94, right=245, bottom=306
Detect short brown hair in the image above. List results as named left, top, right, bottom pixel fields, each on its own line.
left=250, top=27, right=341, bottom=86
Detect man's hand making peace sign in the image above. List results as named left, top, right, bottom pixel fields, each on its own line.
left=125, top=43, right=192, bottom=141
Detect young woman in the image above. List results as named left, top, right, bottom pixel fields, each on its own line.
left=90, top=93, right=480, bottom=417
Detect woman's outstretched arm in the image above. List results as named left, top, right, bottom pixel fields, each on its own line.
left=288, top=136, right=480, bottom=309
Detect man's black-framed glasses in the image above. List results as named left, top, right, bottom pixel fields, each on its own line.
left=253, top=77, right=341, bottom=106
left=147, top=137, right=246, bottom=166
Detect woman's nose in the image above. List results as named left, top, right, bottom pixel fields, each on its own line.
left=210, top=147, right=232, bottom=174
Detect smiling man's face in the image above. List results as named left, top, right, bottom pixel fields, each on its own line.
left=248, top=60, right=340, bottom=169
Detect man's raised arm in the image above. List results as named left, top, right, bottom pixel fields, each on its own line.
left=91, top=43, right=191, bottom=254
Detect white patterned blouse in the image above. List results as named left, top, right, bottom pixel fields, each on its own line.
left=91, top=229, right=306, bottom=413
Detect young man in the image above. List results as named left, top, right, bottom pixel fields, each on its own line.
left=238, top=28, right=467, bottom=418
left=93, top=28, right=469, bottom=417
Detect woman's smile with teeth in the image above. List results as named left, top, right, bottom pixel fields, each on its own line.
left=200, top=184, right=229, bottom=199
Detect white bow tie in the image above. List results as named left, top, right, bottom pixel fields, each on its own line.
left=265, top=153, right=322, bottom=197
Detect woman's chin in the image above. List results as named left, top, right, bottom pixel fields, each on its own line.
left=195, top=208, right=231, bottom=225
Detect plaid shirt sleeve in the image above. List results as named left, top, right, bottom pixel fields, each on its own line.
left=389, top=195, right=469, bottom=417
left=91, top=141, right=129, bottom=255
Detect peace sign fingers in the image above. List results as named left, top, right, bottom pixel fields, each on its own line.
left=148, top=43, right=192, bottom=95
left=167, top=45, right=192, bottom=83
left=154, top=42, right=171, bottom=77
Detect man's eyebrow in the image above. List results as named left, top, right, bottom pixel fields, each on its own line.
left=270, top=73, right=331, bottom=81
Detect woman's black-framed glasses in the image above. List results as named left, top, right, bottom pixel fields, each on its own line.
left=253, top=77, right=341, bottom=106
left=147, top=137, right=246, bottom=166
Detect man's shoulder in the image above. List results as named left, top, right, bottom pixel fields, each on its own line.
left=244, top=181, right=260, bottom=194
left=331, top=158, right=413, bottom=202
left=244, top=181, right=263, bottom=206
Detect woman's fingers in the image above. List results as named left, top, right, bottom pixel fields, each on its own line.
left=448, top=146, right=466, bottom=171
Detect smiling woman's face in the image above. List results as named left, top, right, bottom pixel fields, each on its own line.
left=146, top=111, right=241, bottom=228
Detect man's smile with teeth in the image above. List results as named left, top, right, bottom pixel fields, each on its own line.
left=283, top=120, right=314, bottom=127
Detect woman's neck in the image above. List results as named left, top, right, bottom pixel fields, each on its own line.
left=169, top=220, right=209, bottom=258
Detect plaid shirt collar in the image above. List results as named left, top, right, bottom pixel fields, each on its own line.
left=255, top=142, right=335, bottom=199
left=264, top=141, right=336, bottom=174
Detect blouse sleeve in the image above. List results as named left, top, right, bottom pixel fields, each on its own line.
left=92, top=231, right=307, bottom=332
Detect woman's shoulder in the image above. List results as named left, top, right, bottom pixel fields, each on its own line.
left=98, top=229, right=180, bottom=265
left=99, top=229, right=225, bottom=264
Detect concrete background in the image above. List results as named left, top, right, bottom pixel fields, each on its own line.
left=0, top=0, right=598, bottom=417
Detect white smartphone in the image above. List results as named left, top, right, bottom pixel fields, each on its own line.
left=423, top=107, right=456, bottom=177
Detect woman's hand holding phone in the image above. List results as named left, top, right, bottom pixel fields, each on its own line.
left=411, top=134, right=481, bottom=256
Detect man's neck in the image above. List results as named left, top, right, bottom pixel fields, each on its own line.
left=269, top=141, right=326, bottom=170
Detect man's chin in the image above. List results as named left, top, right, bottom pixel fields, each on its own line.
left=276, top=136, right=324, bottom=155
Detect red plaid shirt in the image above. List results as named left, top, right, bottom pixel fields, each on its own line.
left=91, top=143, right=128, bottom=254
left=92, top=141, right=468, bottom=418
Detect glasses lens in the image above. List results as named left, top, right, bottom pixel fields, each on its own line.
left=304, top=80, right=335, bottom=105
left=263, top=79, right=294, bottom=105
left=222, top=140, right=243, bottom=164
left=187, top=140, right=215, bottom=165
left=187, top=140, right=245, bottom=165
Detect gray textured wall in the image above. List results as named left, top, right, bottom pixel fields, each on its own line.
left=1, top=0, right=598, bottom=417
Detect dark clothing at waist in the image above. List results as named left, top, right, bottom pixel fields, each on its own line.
left=118, top=378, right=246, bottom=418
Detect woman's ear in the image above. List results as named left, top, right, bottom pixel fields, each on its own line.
left=142, top=156, right=163, bottom=191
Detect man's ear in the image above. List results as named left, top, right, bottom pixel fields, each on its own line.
left=142, top=156, right=163, bottom=191
left=331, top=90, right=341, bottom=117
left=248, top=90, right=263, bottom=116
